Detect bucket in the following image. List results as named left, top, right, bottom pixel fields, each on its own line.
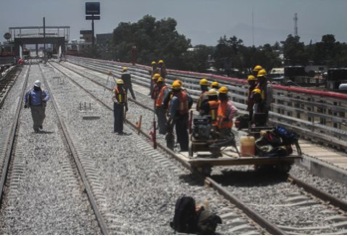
left=240, top=136, right=255, bottom=157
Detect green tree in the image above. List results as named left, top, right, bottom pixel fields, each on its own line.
left=112, top=15, right=191, bottom=69
left=281, top=34, right=308, bottom=65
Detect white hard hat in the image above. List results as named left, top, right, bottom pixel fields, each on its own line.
left=34, top=80, right=41, bottom=87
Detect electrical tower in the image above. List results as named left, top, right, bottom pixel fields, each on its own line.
left=294, top=13, right=298, bottom=37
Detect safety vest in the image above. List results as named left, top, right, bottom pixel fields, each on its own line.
left=208, top=100, right=219, bottom=126
left=177, top=90, right=189, bottom=115
left=217, top=100, right=233, bottom=129
left=156, top=85, right=168, bottom=107
left=114, top=87, right=127, bottom=104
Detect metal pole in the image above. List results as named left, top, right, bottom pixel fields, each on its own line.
left=43, top=17, right=46, bottom=52
left=92, top=14, right=95, bottom=48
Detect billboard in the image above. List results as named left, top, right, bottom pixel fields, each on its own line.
left=85, top=2, right=100, bottom=15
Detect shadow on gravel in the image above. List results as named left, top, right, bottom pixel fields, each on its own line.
left=211, top=169, right=288, bottom=187
left=34, top=130, right=55, bottom=134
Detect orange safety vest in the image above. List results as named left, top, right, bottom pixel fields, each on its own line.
left=208, top=100, right=219, bottom=126
left=177, top=90, right=189, bottom=115
left=155, top=85, right=168, bottom=107
left=114, top=87, right=127, bottom=103
left=217, top=100, right=233, bottom=129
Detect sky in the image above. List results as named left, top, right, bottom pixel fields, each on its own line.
left=0, top=0, right=346, bottom=47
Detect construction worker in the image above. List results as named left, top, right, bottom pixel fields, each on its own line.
left=151, top=73, right=161, bottom=99
left=155, top=77, right=169, bottom=134
left=167, top=80, right=193, bottom=152
left=24, top=80, right=50, bottom=133
left=158, top=59, right=167, bottom=79
left=246, top=75, right=258, bottom=121
left=162, top=79, right=183, bottom=111
left=211, top=81, right=220, bottom=91
left=255, top=69, right=273, bottom=125
left=217, top=86, right=238, bottom=135
left=196, top=78, right=210, bottom=115
left=113, top=79, right=128, bottom=135
left=200, top=89, right=219, bottom=127
left=252, top=65, right=263, bottom=77
left=121, top=67, right=136, bottom=100
left=149, top=61, right=158, bottom=95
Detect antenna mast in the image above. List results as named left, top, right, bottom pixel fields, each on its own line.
left=294, top=13, right=298, bottom=37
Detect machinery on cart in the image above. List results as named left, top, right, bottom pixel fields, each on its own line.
left=188, top=113, right=302, bottom=176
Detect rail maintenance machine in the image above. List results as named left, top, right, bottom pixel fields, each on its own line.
left=186, top=113, right=302, bottom=176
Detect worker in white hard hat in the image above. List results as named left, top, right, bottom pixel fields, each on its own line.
left=24, top=80, right=50, bottom=133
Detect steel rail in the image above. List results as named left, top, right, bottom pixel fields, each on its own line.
left=38, top=64, right=109, bottom=235
left=288, top=174, right=347, bottom=212
left=0, top=65, right=30, bottom=206
left=54, top=61, right=347, bottom=234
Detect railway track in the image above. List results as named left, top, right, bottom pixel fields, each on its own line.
left=0, top=63, right=102, bottom=234
left=48, top=60, right=346, bottom=234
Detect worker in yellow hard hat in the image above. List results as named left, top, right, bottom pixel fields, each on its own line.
left=252, top=65, right=263, bottom=77
left=254, top=68, right=273, bottom=126
left=167, top=80, right=193, bottom=151
left=112, top=79, right=128, bottom=135
left=154, top=77, right=169, bottom=134
left=217, top=86, right=238, bottom=135
left=149, top=61, right=159, bottom=95
left=211, top=81, right=220, bottom=91
left=247, top=75, right=257, bottom=121
left=196, top=78, right=210, bottom=115
left=158, top=59, right=167, bottom=79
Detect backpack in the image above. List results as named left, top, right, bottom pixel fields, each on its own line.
left=273, top=125, right=299, bottom=145
left=196, top=207, right=222, bottom=235
left=170, top=195, right=197, bottom=233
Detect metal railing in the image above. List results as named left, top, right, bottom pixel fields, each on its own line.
left=66, top=56, right=347, bottom=151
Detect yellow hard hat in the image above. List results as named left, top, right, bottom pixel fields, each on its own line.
left=151, top=61, right=156, bottom=65
left=247, top=75, right=256, bottom=81
left=174, top=79, right=183, bottom=86
left=218, top=86, right=228, bottom=94
left=157, top=77, right=164, bottom=83
left=211, top=81, right=219, bottom=87
left=122, top=67, right=128, bottom=72
left=257, top=69, right=267, bottom=77
left=252, top=88, right=261, bottom=94
left=199, top=78, right=209, bottom=86
left=116, top=79, right=124, bottom=85
left=207, top=89, right=218, bottom=96
left=152, top=73, right=161, bottom=80
left=253, top=65, right=263, bottom=72
left=158, top=59, right=164, bottom=64
left=172, top=80, right=182, bottom=90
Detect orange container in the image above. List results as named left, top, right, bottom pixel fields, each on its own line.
left=240, top=136, right=255, bottom=157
